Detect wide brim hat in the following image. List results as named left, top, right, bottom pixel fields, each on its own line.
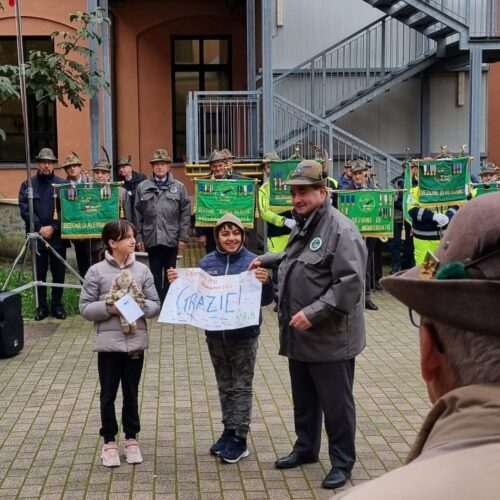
left=91, top=159, right=111, bottom=172
left=36, top=148, right=57, bottom=162
left=479, top=163, right=497, bottom=176
left=285, top=159, right=327, bottom=186
left=63, top=154, right=82, bottom=168
left=381, top=193, right=500, bottom=336
left=207, top=150, right=226, bottom=163
left=116, top=155, right=132, bottom=168
left=150, top=149, right=172, bottom=164
left=350, top=158, right=368, bottom=173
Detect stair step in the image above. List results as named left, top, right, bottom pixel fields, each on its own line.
left=387, top=3, right=418, bottom=20
left=371, top=0, right=399, bottom=7
left=424, top=25, right=456, bottom=40
left=407, top=13, right=437, bottom=30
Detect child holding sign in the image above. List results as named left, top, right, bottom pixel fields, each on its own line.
left=168, top=214, right=274, bottom=463
left=80, top=221, right=160, bottom=467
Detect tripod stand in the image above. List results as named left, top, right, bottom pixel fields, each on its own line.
left=1, top=231, right=83, bottom=308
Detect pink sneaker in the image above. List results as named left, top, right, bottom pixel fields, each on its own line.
left=101, top=442, right=120, bottom=467
left=124, top=439, right=143, bottom=464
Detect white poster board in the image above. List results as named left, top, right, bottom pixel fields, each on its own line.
left=159, top=268, right=262, bottom=331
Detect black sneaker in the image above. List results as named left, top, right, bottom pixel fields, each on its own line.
left=219, top=436, right=249, bottom=464
left=210, top=429, right=235, bottom=456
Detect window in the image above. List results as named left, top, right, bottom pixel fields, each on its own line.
left=0, top=38, right=57, bottom=163
left=172, top=37, right=231, bottom=161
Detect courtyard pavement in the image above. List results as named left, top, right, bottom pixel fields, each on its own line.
left=0, top=249, right=429, bottom=499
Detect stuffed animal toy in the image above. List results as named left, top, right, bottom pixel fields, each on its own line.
left=105, top=270, right=145, bottom=334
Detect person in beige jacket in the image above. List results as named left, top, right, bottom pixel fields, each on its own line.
left=80, top=220, right=160, bottom=468
left=339, top=193, right=500, bottom=499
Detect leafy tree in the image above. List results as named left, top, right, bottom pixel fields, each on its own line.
left=0, top=4, right=110, bottom=140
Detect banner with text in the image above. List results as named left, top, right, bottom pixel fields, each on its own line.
left=269, top=159, right=301, bottom=209
left=417, top=157, right=470, bottom=206
left=338, top=190, right=395, bottom=238
left=60, top=183, right=120, bottom=239
left=195, top=179, right=256, bottom=227
left=159, top=268, right=262, bottom=331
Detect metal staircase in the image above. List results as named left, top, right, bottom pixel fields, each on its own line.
left=273, top=15, right=439, bottom=122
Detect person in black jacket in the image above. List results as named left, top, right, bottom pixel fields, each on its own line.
left=19, top=148, right=70, bottom=320
left=116, top=156, right=146, bottom=216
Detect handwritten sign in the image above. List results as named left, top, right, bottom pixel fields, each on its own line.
left=159, top=268, right=262, bottom=331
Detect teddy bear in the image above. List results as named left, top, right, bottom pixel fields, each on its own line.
left=105, top=270, right=145, bottom=334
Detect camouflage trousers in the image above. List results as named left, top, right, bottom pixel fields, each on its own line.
left=206, top=337, right=258, bottom=438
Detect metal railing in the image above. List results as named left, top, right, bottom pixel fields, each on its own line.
left=186, top=91, right=262, bottom=163
left=185, top=91, right=401, bottom=185
left=273, top=95, right=401, bottom=187
left=273, top=16, right=434, bottom=119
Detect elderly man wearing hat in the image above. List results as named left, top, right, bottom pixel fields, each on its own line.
left=134, top=148, right=191, bottom=302
left=116, top=156, right=146, bottom=210
left=249, top=159, right=367, bottom=490
left=346, top=159, right=381, bottom=310
left=19, top=148, right=70, bottom=320
left=338, top=162, right=353, bottom=189
left=339, top=193, right=500, bottom=499
left=478, top=162, right=498, bottom=184
left=196, top=149, right=237, bottom=254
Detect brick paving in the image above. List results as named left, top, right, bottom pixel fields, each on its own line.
left=0, top=252, right=429, bottom=499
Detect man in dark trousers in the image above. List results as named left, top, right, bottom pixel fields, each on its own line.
left=19, top=148, right=70, bottom=320
left=249, top=160, right=366, bottom=490
left=134, top=148, right=191, bottom=303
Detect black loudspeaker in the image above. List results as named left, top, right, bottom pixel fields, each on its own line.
left=0, top=291, right=24, bottom=358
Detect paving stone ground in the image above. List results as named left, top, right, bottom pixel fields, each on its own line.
left=0, top=244, right=429, bottom=499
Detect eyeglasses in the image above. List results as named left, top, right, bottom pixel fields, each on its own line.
left=408, top=307, right=445, bottom=353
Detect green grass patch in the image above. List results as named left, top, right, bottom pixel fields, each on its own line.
left=0, top=266, right=82, bottom=318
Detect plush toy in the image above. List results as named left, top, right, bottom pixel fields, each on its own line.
left=105, top=270, right=145, bottom=334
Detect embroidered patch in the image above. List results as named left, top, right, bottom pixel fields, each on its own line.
left=169, top=186, right=178, bottom=194
left=309, top=237, right=322, bottom=251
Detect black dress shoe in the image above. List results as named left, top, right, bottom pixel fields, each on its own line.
left=51, top=306, right=67, bottom=320
left=374, top=281, right=383, bottom=291
left=274, top=451, right=319, bottom=469
left=365, top=299, right=379, bottom=311
left=322, top=467, right=351, bottom=489
left=35, top=307, right=49, bottom=321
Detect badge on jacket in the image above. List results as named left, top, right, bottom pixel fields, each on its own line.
left=310, top=237, right=322, bottom=251
left=169, top=186, right=178, bottom=194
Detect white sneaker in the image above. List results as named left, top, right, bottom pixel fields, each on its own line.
left=124, top=439, right=143, bottom=464
left=101, top=442, right=121, bottom=467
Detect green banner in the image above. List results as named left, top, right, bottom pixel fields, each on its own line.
left=195, top=179, right=256, bottom=228
left=60, top=183, right=120, bottom=239
left=474, top=182, right=500, bottom=197
left=418, top=157, right=470, bottom=206
left=269, top=159, right=301, bottom=208
left=338, top=190, right=395, bottom=238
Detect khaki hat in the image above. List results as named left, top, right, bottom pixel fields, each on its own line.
left=63, top=154, right=81, bottom=169
left=285, top=160, right=327, bottom=186
left=262, top=151, right=279, bottom=162
left=221, top=148, right=236, bottom=160
left=150, top=149, right=172, bottom=164
left=479, top=162, right=497, bottom=176
left=349, top=158, right=368, bottom=173
left=92, top=159, right=111, bottom=172
left=36, top=148, right=57, bottom=162
left=381, top=193, right=500, bottom=336
left=208, top=150, right=226, bottom=163
left=116, top=155, right=132, bottom=168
